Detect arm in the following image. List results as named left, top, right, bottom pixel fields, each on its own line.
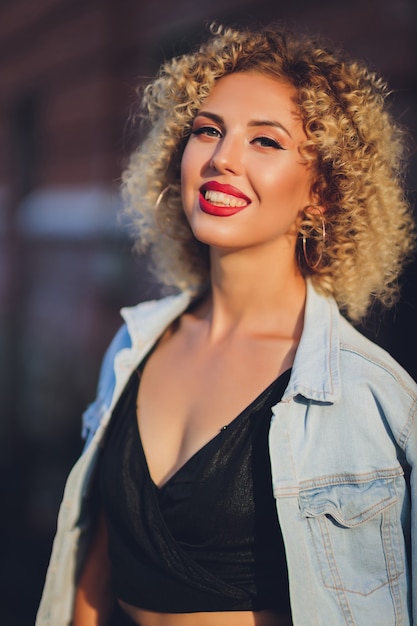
left=73, top=510, right=114, bottom=626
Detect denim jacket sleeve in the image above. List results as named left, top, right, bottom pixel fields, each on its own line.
left=368, top=362, right=417, bottom=624
left=384, top=368, right=417, bottom=624
left=407, top=403, right=416, bottom=624
left=81, top=323, right=132, bottom=448
left=270, top=285, right=417, bottom=625
left=36, top=292, right=193, bottom=626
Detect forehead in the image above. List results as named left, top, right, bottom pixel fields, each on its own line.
left=198, top=71, right=303, bottom=131
left=206, top=71, right=297, bottom=99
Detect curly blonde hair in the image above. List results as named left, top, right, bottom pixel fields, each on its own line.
left=122, top=23, right=415, bottom=321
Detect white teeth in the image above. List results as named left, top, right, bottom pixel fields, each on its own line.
left=204, top=189, right=247, bottom=208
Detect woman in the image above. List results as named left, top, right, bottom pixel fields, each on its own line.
left=37, top=23, right=416, bottom=626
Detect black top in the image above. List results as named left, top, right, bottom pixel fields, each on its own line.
left=99, top=365, right=291, bottom=614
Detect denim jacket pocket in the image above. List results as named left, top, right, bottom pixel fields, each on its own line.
left=299, top=478, right=404, bottom=596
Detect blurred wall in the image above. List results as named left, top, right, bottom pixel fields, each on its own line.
left=0, top=1, right=416, bottom=624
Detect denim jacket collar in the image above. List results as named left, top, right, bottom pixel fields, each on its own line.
left=120, top=291, right=193, bottom=365
left=282, top=280, right=341, bottom=404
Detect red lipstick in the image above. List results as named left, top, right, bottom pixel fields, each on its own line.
left=199, top=181, right=251, bottom=217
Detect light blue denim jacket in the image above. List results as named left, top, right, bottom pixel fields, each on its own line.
left=36, top=281, right=416, bottom=626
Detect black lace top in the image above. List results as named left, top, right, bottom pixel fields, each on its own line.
left=99, top=365, right=291, bottom=613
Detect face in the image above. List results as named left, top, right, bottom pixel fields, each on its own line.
left=181, top=72, right=315, bottom=260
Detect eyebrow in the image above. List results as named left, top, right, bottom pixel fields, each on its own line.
left=195, top=111, right=293, bottom=139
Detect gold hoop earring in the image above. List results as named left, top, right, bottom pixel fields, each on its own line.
left=155, top=185, right=171, bottom=211
left=154, top=184, right=192, bottom=243
left=302, top=213, right=326, bottom=270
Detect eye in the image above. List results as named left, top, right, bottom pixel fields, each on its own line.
left=191, top=125, right=222, bottom=139
left=251, top=136, right=284, bottom=149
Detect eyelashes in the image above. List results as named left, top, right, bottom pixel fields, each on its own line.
left=191, top=126, right=285, bottom=150
left=251, top=137, right=284, bottom=150
left=191, top=126, right=222, bottom=138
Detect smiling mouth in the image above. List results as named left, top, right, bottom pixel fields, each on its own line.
left=203, top=189, right=248, bottom=208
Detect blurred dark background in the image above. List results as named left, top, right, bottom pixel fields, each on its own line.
left=0, top=1, right=416, bottom=624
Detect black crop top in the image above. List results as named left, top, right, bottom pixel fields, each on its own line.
left=99, top=366, right=291, bottom=614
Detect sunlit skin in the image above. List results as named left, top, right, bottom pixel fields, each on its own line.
left=181, top=71, right=316, bottom=265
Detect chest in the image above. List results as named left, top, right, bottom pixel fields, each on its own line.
left=136, top=331, right=296, bottom=488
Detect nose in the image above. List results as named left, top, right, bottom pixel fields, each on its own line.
left=209, top=135, right=243, bottom=175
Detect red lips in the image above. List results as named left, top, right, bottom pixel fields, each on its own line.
left=199, top=181, right=251, bottom=217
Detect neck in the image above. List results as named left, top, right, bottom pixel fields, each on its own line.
left=199, top=244, right=306, bottom=342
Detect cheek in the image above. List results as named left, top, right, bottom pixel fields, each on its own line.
left=273, top=165, right=313, bottom=205
left=262, top=167, right=306, bottom=203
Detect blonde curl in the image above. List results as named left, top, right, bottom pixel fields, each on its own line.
left=122, top=23, right=415, bottom=321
